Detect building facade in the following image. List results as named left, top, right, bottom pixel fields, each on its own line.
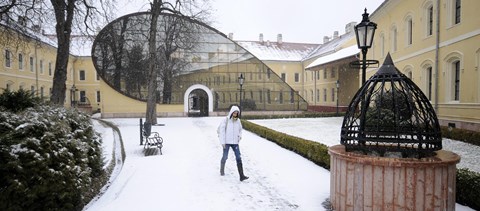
left=367, top=0, right=480, bottom=130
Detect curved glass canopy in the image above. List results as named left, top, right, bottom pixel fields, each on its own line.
left=92, top=12, right=307, bottom=111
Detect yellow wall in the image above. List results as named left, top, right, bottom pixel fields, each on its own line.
left=100, top=80, right=184, bottom=118
left=369, top=0, right=480, bottom=128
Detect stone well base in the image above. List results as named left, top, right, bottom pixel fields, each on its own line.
left=328, top=145, right=460, bottom=211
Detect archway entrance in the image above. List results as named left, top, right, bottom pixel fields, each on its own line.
left=188, top=89, right=209, bottom=117
left=184, top=84, right=213, bottom=117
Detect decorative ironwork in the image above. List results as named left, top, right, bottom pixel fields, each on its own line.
left=341, top=53, right=442, bottom=158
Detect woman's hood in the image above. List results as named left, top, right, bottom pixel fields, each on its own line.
left=228, top=105, right=240, bottom=118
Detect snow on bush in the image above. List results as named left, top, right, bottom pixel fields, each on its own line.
left=0, top=105, right=103, bottom=210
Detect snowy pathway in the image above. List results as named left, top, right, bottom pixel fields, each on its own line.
left=85, top=117, right=331, bottom=210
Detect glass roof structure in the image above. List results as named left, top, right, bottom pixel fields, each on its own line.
left=92, top=12, right=307, bottom=112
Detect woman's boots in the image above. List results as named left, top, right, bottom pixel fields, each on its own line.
left=237, top=163, right=249, bottom=181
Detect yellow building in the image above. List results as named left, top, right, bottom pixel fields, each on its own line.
left=2, top=1, right=479, bottom=131
left=366, top=0, right=480, bottom=130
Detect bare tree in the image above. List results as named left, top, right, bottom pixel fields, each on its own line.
left=0, top=0, right=115, bottom=105
left=145, top=0, right=210, bottom=124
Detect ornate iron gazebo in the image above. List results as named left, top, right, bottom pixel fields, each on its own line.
left=340, top=53, right=442, bottom=158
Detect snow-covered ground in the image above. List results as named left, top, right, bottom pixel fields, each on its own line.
left=251, top=117, right=480, bottom=173
left=85, top=117, right=475, bottom=211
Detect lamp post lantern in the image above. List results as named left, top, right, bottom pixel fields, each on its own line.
left=336, top=80, right=340, bottom=115
left=70, top=84, right=77, bottom=107
left=354, top=8, right=377, bottom=85
left=238, top=73, right=244, bottom=110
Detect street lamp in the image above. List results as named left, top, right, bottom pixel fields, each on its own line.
left=238, top=73, right=244, bottom=110
left=354, top=8, right=377, bottom=85
left=336, top=80, right=340, bottom=115
left=70, top=84, right=77, bottom=107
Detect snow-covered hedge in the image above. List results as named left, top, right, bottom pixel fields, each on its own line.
left=0, top=105, right=103, bottom=210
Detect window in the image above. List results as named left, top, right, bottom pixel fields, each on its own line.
left=323, top=89, right=327, bottom=102
left=18, top=54, right=23, bottom=70
left=455, top=0, right=461, bottom=24
left=31, top=85, right=35, bottom=93
left=294, top=73, right=299, bottom=82
left=96, top=91, right=101, bottom=102
left=426, top=66, right=433, bottom=100
left=323, top=69, right=327, bottom=79
left=40, top=87, right=44, bottom=98
left=5, top=49, right=11, bottom=67
left=380, top=33, right=385, bottom=57
left=79, top=70, right=86, bottom=81
left=427, top=6, right=434, bottom=36
left=80, top=91, right=87, bottom=103
left=259, top=90, right=263, bottom=103
left=279, top=91, right=283, bottom=104
left=316, top=89, right=319, bottom=102
left=267, top=90, right=271, bottom=104
left=49, top=62, right=52, bottom=76
left=407, top=17, right=413, bottom=45
left=96, top=73, right=100, bottom=81
left=331, top=68, right=336, bottom=78
left=39, top=60, right=44, bottom=74
left=290, top=89, right=295, bottom=103
left=391, top=26, right=397, bottom=52
left=408, top=71, right=412, bottom=79
left=331, top=88, right=335, bottom=102
left=281, top=73, right=286, bottom=82
left=453, top=61, right=460, bottom=101
left=29, top=56, right=34, bottom=72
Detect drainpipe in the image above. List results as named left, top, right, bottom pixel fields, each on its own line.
left=35, top=41, right=39, bottom=97
left=434, top=0, right=440, bottom=111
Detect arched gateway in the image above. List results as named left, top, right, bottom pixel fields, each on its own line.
left=92, top=12, right=308, bottom=116
left=184, top=84, right=213, bottom=116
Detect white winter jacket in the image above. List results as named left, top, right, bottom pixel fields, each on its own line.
left=217, top=106, right=243, bottom=145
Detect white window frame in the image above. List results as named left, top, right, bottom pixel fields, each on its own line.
left=18, top=53, right=23, bottom=70
left=444, top=52, right=463, bottom=102
left=404, top=14, right=414, bottom=46
left=4, top=49, right=11, bottom=68
left=390, top=25, right=398, bottom=52
left=423, top=1, right=434, bottom=37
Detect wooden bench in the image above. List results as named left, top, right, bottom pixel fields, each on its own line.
left=142, top=122, right=163, bottom=155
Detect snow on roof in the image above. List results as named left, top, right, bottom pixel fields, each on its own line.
left=1, top=21, right=57, bottom=48
left=236, top=41, right=319, bottom=62
left=303, top=32, right=355, bottom=61
left=305, top=45, right=359, bottom=69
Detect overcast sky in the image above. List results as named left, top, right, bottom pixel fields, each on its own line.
left=116, top=0, right=385, bottom=43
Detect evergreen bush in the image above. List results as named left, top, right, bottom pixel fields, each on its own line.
left=456, top=168, right=480, bottom=210
left=0, top=89, right=41, bottom=112
left=0, top=105, right=103, bottom=210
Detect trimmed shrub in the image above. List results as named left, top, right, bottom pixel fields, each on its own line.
left=0, top=105, right=103, bottom=210
left=456, top=168, right=480, bottom=210
left=441, top=126, right=480, bottom=147
left=243, top=118, right=480, bottom=210
left=242, top=120, right=330, bottom=169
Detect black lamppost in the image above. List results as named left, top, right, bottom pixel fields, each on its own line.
left=70, top=84, right=77, bottom=107
left=336, top=80, right=340, bottom=115
left=238, top=73, right=244, bottom=109
left=354, top=8, right=377, bottom=85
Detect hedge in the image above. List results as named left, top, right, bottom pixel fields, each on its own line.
left=242, top=119, right=480, bottom=210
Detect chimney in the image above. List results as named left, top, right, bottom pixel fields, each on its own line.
left=345, top=22, right=356, bottom=34
left=277, top=33, right=282, bottom=44
left=228, top=33, right=233, bottom=40
left=323, top=36, right=330, bottom=44
left=333, top=31, right=339, bottom=39
left=259, top=33, right=264, bottom=43
left=32, top=25, right=41, bottom=33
